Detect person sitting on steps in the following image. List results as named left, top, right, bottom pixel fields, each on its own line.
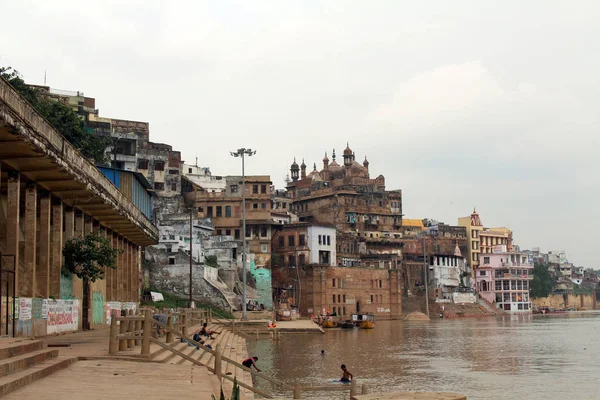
left=201, top=322, right=220, bottom=339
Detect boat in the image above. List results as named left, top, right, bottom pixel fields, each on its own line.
left=352, top=313, right=375, bottom=329
left=340, top=321, right=355, bottom=329
left=321, top=320, right=337, bottom=328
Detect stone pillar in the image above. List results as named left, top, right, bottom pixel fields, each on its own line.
left=125, top=241, right=130, bottom=302
left=134, top=245, right=140, bottom=301
left=117, top=236, right=123, bottom=301
left=105, top=230, right=113, bottom=301
left=6, top=172, right=21, bottom=295
left=72, top=210, right=84, bottom=309
left=50, top=201, right=63, bottom=299
left=36, top=195, right=51, bottom=299
left=112, top=232, right=118, bottom=301
left=20, top=184, right=37, bottom=297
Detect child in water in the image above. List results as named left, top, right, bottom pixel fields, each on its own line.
left=340, top=364, right=353, bottom=383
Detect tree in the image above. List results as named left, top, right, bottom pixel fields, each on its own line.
left=1, top=66, right=111, bottom=164
left=204, top=255, right=219, bottom=268
left=530, top=261, right=555, bottom=298
left=62, top=233, right=121, bottom=283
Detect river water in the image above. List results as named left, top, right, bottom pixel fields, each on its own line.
left=248, top=313, right=600, bottom=399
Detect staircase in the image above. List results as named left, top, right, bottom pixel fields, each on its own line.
left=204, top=277, right=239, bottom=311
left=0, top=340, right=77, bottom=397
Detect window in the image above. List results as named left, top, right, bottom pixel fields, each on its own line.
left=288, top=236, right=295, bottom=246
left=261, top=244, right=268, bottom=253
left=283, top=203, right=287, bottom=209
left=154, top=182, right=164, bottom=190
left=278, top=236, right=284, bottom=247
left=225, top=206, right=231, bottom=217
left=198, top=207, right=204, bottom=213
left=327, top=236, right=331, bottom=246
left=503, top=281, right=509, bottom=290
left=379, top=280, right=382, bottom=288
left=154, top=161, right=165, bottom=171
left=188, top=168, right=193, bottom=173
left=235, top=229, right=240, bottom=239
left=171, top=183, right=177, bottom=191
left=169, top=234, right=175, bottom=240
left=318, top=235, right=322, bottom=245
left=252, top=185, right=258, bottom=194
left=299, top=254, right=306, bottom=265
left=252, top=227, right=258, bottom=237
left=480, top=270, right=486, bottom=276
left=216, top=229, right=222, bottom=235
left=524, top=303, right=529, bottom=310
left=216, top=206, right=222, bottom=217
left=332, top=279, right=336, bottom=287
left=333, top=295, right=336, bottom=304
left=168, top=257, right=175, bottom=265
left=343, top=295, right=346, bottom=303
left=288, top=255, right=295, bottom=266
left=206, top=206, right=213, bottom=217
left=261, top=184, right=267, bottom=194
left=338, top=294, right=341, bottom=303
left=230, top=185, right=238, bottom=193
left=253, top=203, right=258, bottom=209
left=261, top=203, right=267, bottom=209
left=138, top=159, right=149, bottom=169
left=299, top=234, right=306, bottom=246
left=245, top=229, right=251, bottom=238
left=370, top=294, right=374, bottom=303
left=518, top=303, right=523, bottom=310
left=495, top=281, right=502, bottom=291
left=168, top=169, right=179, bottom=175
left=261, top=227, right=268, bottom=237
left=226, top=229, right=231, bottom=236
left=483, top=256, right=490, bottom=264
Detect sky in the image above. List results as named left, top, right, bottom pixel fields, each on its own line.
left=1, top=1, right=598, bottom=267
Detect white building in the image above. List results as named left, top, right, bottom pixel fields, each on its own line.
left=429, top=244, right=468, bottom=294
left=307, top=226, right=336, bottom=265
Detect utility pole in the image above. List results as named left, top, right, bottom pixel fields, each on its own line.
left=230, top=148, right=256, bottom=320
left=189, top=207, right=193, bottom=307
left=423, top=235, right=429, bottom=317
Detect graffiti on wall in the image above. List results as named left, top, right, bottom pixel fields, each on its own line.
left=60, top=273, right=75, bottom=299
left=249, top=259, right=273, bottom=309
left=47, top=299, right=79, bottom=334
left=92, top=292, right=105, bottom=325
left=105, top=301, right=122, bottom=325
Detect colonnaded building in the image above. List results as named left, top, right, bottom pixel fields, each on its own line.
left=0, top=77, right=157, bottom=337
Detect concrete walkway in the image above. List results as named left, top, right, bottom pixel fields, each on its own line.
left=2, top=359, right=218, bottom=400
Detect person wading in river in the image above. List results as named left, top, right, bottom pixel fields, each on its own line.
left=340, top=364, right=353, bottom=383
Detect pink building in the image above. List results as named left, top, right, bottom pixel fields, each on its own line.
left=475, top=251, right=533, bottom=313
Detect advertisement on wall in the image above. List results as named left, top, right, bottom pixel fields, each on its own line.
left=46, top=299, right=79, bottom=334
left=19, top=298, right=32, bottom=320
left=105, top=301, right=123, bottom=325
left=492, top=245, right=507, bottom=254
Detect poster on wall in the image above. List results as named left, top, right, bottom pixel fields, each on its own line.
left=123, top=302, right=137, bottom=314
left=105, top=301, right=123, bottom=325
left=41, top=299, right=49, bottom=319
left=19, top=298, right=32, bottom=320
left=46, top=299, right=79, bottom=334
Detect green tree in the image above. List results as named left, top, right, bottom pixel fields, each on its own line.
left=1, top=66, right=111, bottom=164
left=530, top=261, right=555, bottom=298
left=62, top=233, right=121, bottom=283
left=205, top=255, right=219, bottom=268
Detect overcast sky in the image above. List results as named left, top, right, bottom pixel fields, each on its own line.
left=2, top=1, right=598, bottom=266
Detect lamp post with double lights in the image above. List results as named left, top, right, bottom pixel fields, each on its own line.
left=230, top=148, right=256, bottom=320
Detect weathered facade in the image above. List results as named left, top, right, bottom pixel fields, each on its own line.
left=0, top=77, right=158, bottom=337
left=285, top=144, right=403, bottom=266
left=272, top=264, right=403, bottom=320
left=271, top=223, right=337, bottom=268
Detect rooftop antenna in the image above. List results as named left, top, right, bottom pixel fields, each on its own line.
left=44, top=70, right=47, bottom=86
left=195, top=155, right=198, bottom=167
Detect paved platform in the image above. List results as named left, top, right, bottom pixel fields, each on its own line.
left=2, top=359, right=218, bottom=400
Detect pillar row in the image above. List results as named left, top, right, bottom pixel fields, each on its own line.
left=49, top=201, right=63, bottom=299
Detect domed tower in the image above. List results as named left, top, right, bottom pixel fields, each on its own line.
left=363, top=156, right=369, bottom=171
left=300, top=158, right=307, bottom=179
left=322, top=152, right=329, bottom=170
left=343, top=142, right=353, bottom=167
left=290, top=158, right=300, bottom=182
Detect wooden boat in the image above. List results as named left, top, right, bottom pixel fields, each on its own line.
left=352, top=313, right=375, bottom=329
left=340, top=321, right=355, bottom=329
left=321, top=320, right=336, bottom=328
left=360, top=320, right=375, bottom=329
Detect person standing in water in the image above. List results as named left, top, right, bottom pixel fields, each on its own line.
left=340, top=364, right=353, bottom=382
left=321, top=350, right=325, bottom=357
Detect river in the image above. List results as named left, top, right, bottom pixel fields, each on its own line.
left=247, top=312, right=600, bottom=399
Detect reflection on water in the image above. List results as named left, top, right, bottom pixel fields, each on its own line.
left=248, top=313, right=600, bottom=399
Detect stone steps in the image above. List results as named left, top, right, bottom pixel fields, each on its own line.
left=0, top=340, right=76, bottom=397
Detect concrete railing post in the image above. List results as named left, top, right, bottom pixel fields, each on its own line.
left=135, top=309, right=142, bottom=346
left=141, top=311, right=152, bottom=356
left=293, top=386, right=300, bottom=399
left=182, top=311, right=188, bottom=336
left=350, top=379, right=357, bottom=399
left=109, top=310, right=118, bottom=355
left=127, top=309, right=135, bottom=349
left=214, top=344, right=222, bottom=380
left=166, top=314, right=174, bottom=343
left=118, top=310, right=127, bottom=351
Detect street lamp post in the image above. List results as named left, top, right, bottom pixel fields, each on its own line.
left=423, top=235, right=429, bottom=317
left=230, top=148, right=256, bottom=320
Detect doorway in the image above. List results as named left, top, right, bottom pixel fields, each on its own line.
left=0, top=255, right=16, bottom=337
left=356, top=300, right=361, bottom=314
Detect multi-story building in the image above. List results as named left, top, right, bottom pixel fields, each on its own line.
left=271, top=223, right=337, bottom=267
left=285, top=144, right=403, bottom=266
left=458, top=209, right=512, bottom=273
left=271, top=189, right=296, bottom=225
left=476, top=251, right=533, bottom=313
left=182, top=175, right=274, bottom=268
left=428, top=244, right=468, bottom=296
